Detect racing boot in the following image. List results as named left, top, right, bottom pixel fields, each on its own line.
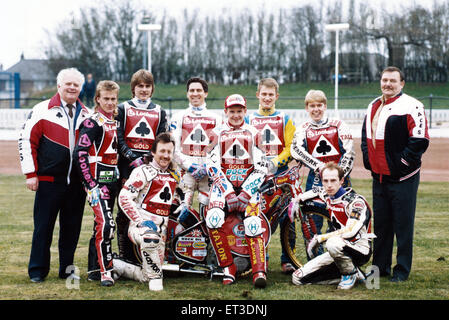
left=149, top=278, right=163, bottom=291
left=246, top=235, right=267, bottom=288
left=222, top=263, right=237, bottom=285
left=208, top=227, right=236, bottom=285
left=100, top=270, right=114, bottom=287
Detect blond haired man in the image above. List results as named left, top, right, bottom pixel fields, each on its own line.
left=291, top=89, right=355, bottom=259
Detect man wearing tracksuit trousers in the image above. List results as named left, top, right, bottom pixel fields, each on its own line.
left=361, top=66, right=429, bottom=282
left=19, top=68, right=90, bottom=283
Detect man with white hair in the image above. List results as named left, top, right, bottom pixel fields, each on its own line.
left=19, top=67, right=91, bottom=283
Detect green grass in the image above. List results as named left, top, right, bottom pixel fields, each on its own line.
left=29, top=82, right=449, bottom=110
left=1, top=174, right=448, bottom=300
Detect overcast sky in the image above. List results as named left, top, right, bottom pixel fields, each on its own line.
left=0, top=0, right=433, bottom=70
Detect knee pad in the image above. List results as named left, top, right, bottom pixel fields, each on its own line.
left=244, top=215, right=265, bottom=237
left=141, top=230, right=162, bottom=250
left=205, top=207, right=225, bottom=229
left=326, top=236, right=345, bottom=257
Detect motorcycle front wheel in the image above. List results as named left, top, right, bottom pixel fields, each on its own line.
left=280, top=205, right=330, bottom=269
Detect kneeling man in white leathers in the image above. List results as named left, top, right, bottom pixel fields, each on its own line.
left=290, top=162, right=375, bottom=290
left=114, top=132, right=179, bottom=291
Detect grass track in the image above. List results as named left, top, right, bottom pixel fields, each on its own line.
left=0, top=175, right=448, bottom=300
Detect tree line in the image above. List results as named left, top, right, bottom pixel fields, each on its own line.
left=44, top=0, right=449, bottom=85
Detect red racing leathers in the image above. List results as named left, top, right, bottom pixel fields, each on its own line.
left=74, top=111, right=119, bottom=277
left=170, top=104, right=222, bottom=209
left=205, top=121, right=268, bottom=284
left=291, top=117, right=355, bottom=255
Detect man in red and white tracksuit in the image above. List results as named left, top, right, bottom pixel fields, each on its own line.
left=361, top=67, right=429, bottom=282
left=19, top=68, right=90, bottom=283
left=291, top=163, right=374, bottom=290
left=73, top=80, right=120, bottom=286
left=115, top=69, right=169, bottom=264
left=170, top=77, right=222, bottom=218
left=205, top=94, right=269, bottom=288
left=115, top=133, right=179, bottom=291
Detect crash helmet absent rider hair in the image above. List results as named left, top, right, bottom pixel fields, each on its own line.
left=186, top=77, right=208, bottom=93
left=320, top=161, right=345, bottom=180
left=144, top=132, right=176, bottom=170
left=130, top=69, right=154, bottom=98
left=304, top=89, right=327, bottom=107
left=257, top=77, right=279, bottom=94
left=224, top=94, right=247, bottom=109
left=94, top=80, right=120, bottom=116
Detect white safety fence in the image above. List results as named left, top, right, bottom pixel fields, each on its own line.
left=1, top=108, right=449, bottom=141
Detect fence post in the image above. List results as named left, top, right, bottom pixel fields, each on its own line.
left=14, top=73, right=20, bottom=109
left=167, top=96, right=173, bottom=118
left=429, top=94, right=432, bottom=129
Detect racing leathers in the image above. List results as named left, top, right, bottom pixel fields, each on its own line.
left=116, top=162, right=179, bottom=290
left=73, top=111, right=119, bottom=279
left=245, top=108, right=295, bottom=174
left=205, top=121, right=268, bottom=286
left=246, top=107, right=296, bottom=267
left=291, top=116, right=355, bottom=256
left=115, top=98, right=169, bottom=263
left=170, top=103, right=222, bottom=211
left=292, top=187, right=375, bottom=286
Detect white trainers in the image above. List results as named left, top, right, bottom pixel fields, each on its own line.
left=149, top=278, right=163, bottom=291
left=337, top=273, right=357, bottom=290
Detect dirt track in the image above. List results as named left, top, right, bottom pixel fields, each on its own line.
left=1, top=138, right=448, bottom=182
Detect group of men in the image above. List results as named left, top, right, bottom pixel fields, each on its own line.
left=18, top=65, right=429, bottom=292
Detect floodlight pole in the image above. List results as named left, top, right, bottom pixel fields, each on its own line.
left=325, top=23, right=349, bottom=119
left=138, top=23, right=162, bottom=73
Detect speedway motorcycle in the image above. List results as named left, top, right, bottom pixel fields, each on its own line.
left=160, top=163, right=330, bottom=279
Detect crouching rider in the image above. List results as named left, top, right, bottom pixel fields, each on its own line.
left=290, top=162, right=375, bottom=290
left=205, top=94, right=268, bottom=288
left=115, top=132, right=179, bottom=291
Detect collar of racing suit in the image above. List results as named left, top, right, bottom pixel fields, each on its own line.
left=189, top=103, right=207, bottom=115
left=131, top=97, right=152, bottom=109
left=310, top=116, right=328, bottom=127
left=330, top=186, right=347, bottom=200
left=257, top=105, right=276, bottom=116
left=97, top=107, right=114, bottom=120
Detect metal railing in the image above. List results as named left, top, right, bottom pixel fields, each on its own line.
left=1, top=95, right=448, bottom=128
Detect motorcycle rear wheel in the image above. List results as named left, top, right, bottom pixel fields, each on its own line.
left=280, top=205, right=330, bottom=269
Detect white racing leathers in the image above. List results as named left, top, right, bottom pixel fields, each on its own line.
left=205, top=121, right=268, bottom=276
left=170, top=104, right=222, bottom=208
left=292, top=187, right=375, bottom=285
left=116, top=163, right=178, bottom=285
